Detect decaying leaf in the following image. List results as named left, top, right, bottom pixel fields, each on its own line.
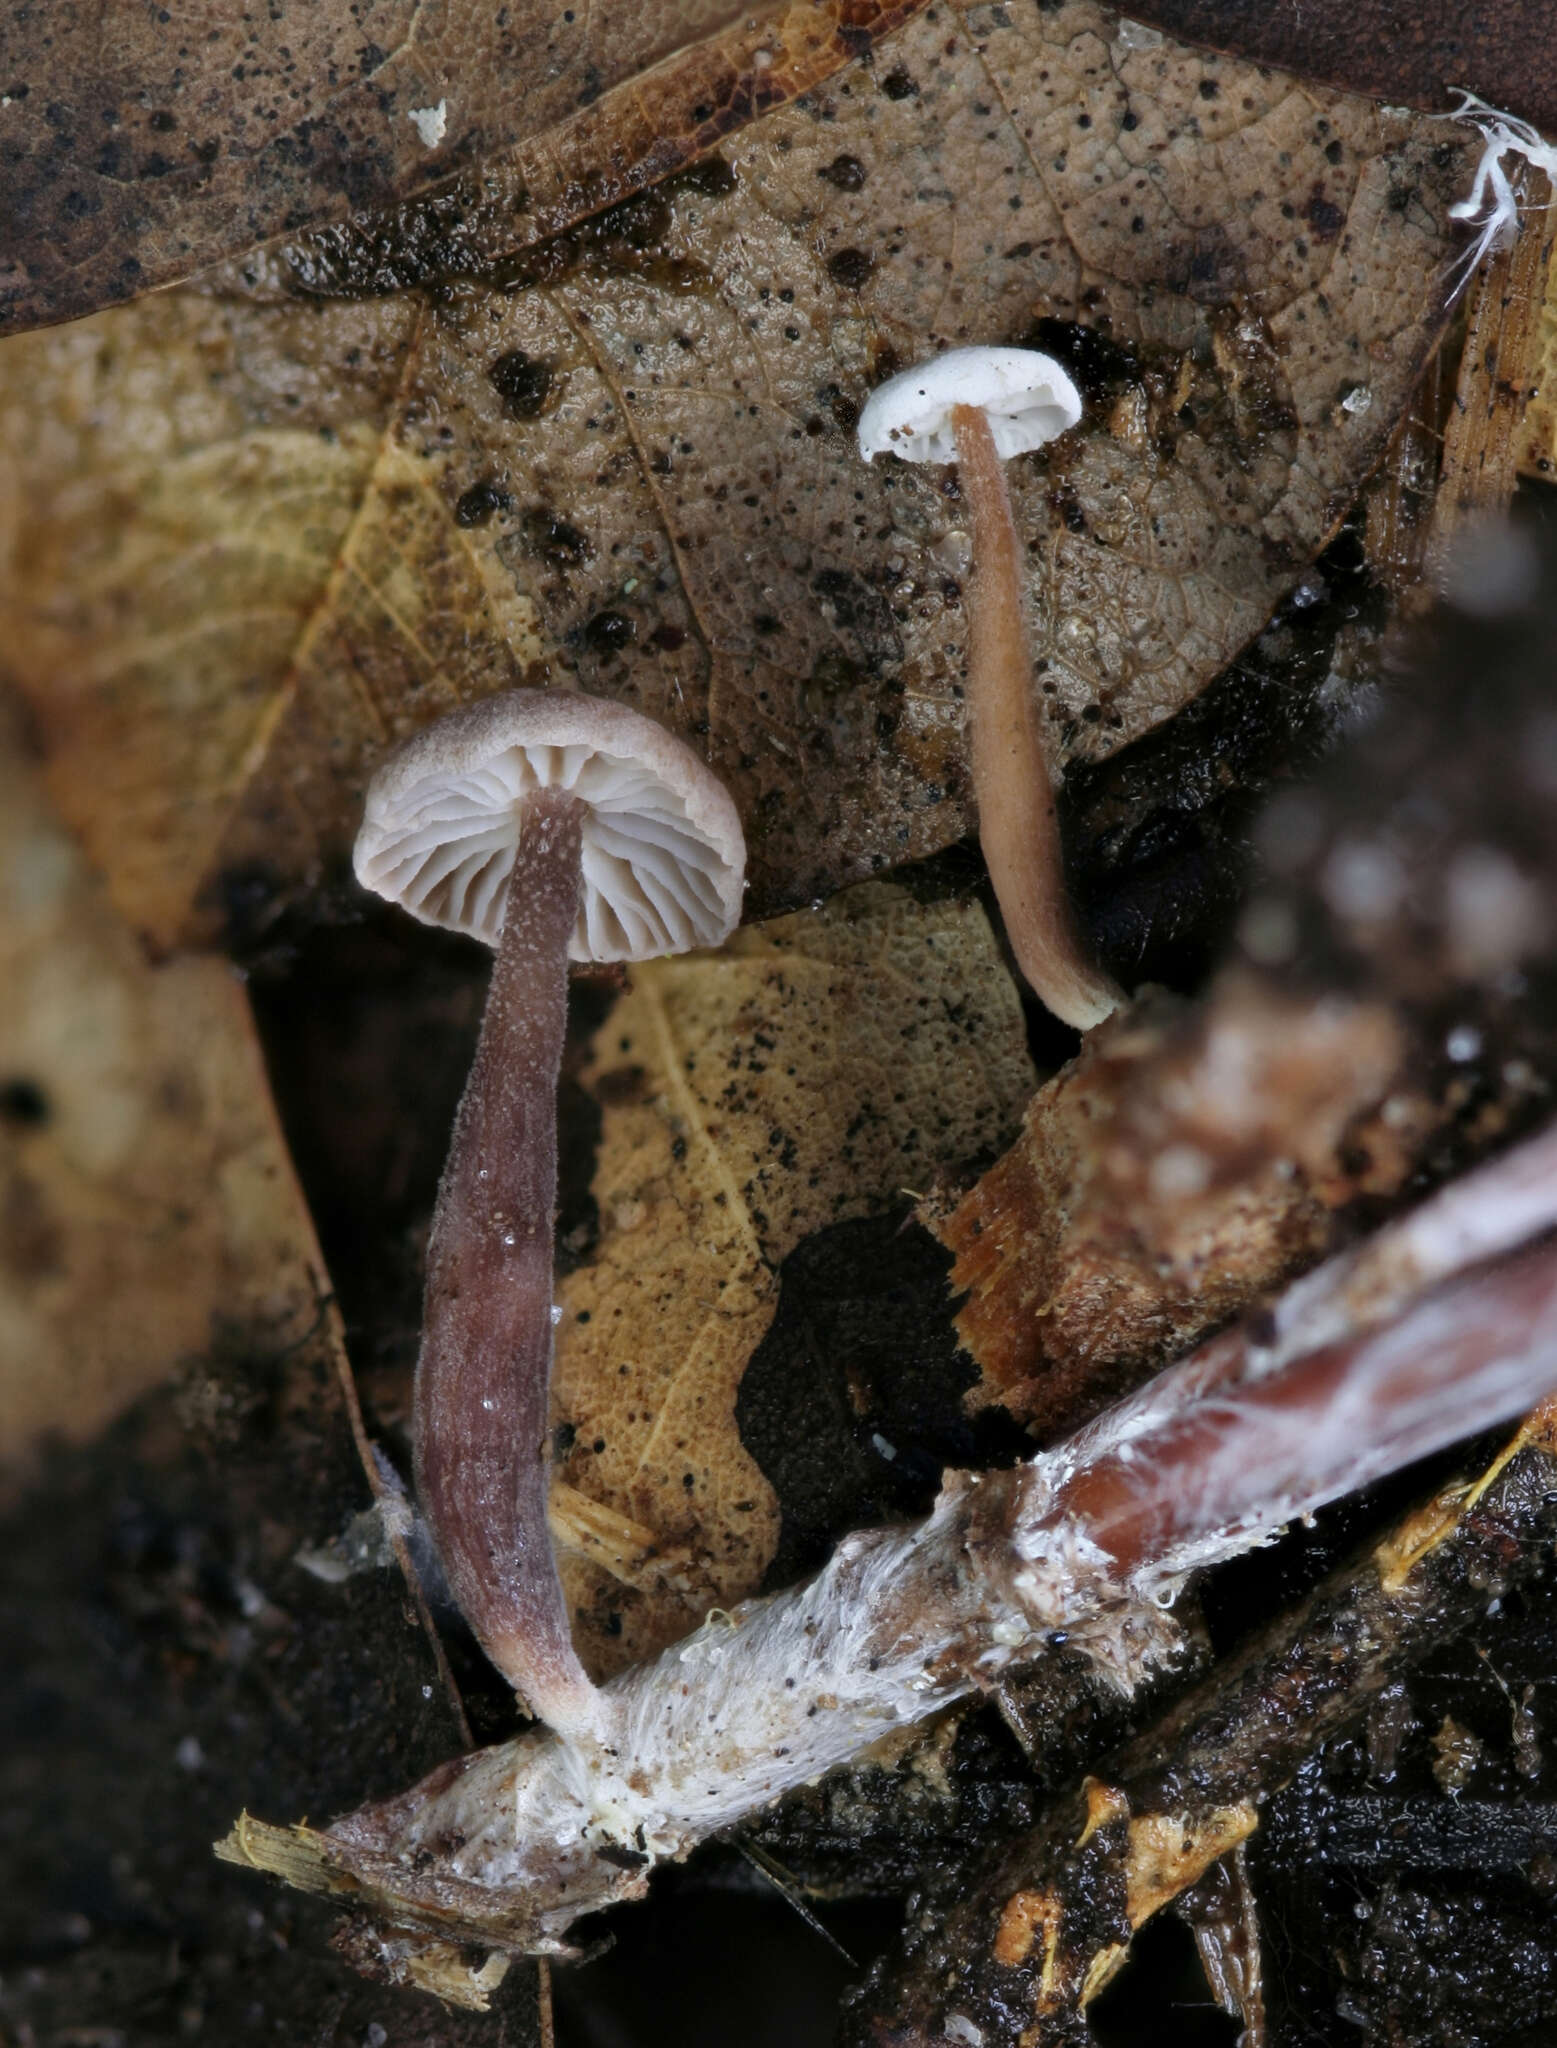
left=215, top=1816, right=513, bottom=2014
left=0, top=0, right=777, bottom=334
left=0, top=696, right=337, bottom=1484
left=0, top=3, right=1473, bottom=951
left=1119, top=1, right=1557, bottom=138
left=551, top=877, right=1033, bottom=1674
left=932, top=976, right=1408, bottom=1434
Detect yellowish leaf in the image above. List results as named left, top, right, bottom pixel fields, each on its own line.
left=0, top=696, right=339, bottom=1486
left=0, top=5, right=1472, bottom=950
left=552, top=878, right=1035, bottom=1673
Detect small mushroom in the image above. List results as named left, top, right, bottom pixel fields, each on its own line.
left=858, top=347, right=1123, bottom=1030
left=355, top=692, right=745, bottom=1738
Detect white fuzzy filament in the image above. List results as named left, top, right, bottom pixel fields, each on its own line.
left=1446, top=91, right=1557, bottom=293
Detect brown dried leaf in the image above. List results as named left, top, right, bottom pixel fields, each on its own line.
left=932, top=976, right=1410, bottom=1434
left=0, top=695, right=337, bottom=1483
left=0, top=0, right=776, bottom=334
left=0, top=3, right=1471, bottom=948
left=1118, top=2, right=1557, bottom=139
left=551, top=878, right=1034, bottom=1675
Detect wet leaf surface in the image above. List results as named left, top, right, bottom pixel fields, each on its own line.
left=551, top=876, right=1034, bottom=1675
left=0, top=3, right=1472, bottom=952
left=1121, top=1, right=1557, bottom=138
left=0, top=697, right=336, bottom=1485
left=0, top=0, right=779, bottom=334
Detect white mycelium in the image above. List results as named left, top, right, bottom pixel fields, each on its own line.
left=317, top=1120, right=1557, bottom=1957
left=1447, top=92, right=1557, bottom=290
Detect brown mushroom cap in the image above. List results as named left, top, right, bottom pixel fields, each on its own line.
left=353, top=691, right=746, bottom=961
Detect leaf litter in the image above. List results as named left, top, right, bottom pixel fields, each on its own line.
left=0, top=0, right=787, bottom=333
left=551, top=876, right=1034, bottom=1676
left=0, top=6, right=1539, bottom=2038
left=0, top=695, right=341, bottom=1490
left=0, top=2, right=1472, bottom=955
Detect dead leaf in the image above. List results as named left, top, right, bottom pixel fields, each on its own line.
left=932, top=978, right=1408, bottom=1434
left=551, top=877, right=1034, bottom=1674
left=249, top=0, right=931, bottom=301
left=0, top=695, right=338, bottom=1485
left=1118, top=3, right=1557, bottom=138
left=0, top=0, right=778, bottom=334
left=0, top=3, right=1473, bottom=950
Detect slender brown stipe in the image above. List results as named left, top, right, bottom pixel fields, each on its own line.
left=951, top=400, right=1122, bottom=1030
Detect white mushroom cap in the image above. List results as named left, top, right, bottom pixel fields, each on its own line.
left=354, top=691, right=745, bottom=961
left=856, top=346, right=1083, bottom=464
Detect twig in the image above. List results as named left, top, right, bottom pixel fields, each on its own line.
left=219, top=1122, right=1557, bottom=1963
left=849, top=1391, right=1557, bottom=2045
left=537, top=1958, right=555, bottom=2048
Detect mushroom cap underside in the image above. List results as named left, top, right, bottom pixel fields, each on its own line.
left=353, top=690, right=746, bottom=962
left=857, top=346, right=1083, bottom=465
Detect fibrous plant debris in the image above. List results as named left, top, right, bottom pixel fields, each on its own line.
left=931, top=980, right=1404, bottom=1435
left=849, top=1393, right=1557, bottom=2047
left=7, top=4, right=1557, bottom=2044
left=215, top=1119, right=1557, bottom=1997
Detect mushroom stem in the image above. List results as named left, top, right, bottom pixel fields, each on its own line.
left=951, top=400, right=1123, bottom=1030
left=416, top=786, right=603, bottom=1741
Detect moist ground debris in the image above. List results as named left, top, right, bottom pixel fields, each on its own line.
left=0, top=1343, right=541, bottom=2044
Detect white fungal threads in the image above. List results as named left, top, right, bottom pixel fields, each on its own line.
left=1445, top=92, right=1557, bottom=292
left=309, top=1117, right=1557, bottom=1956
left=407, top=100, right=448, bottom=148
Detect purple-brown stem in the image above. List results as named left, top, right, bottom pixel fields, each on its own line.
left=416, top=787, right=602, bottom=1739
left=952, top=401, right=1122, bottom=1030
